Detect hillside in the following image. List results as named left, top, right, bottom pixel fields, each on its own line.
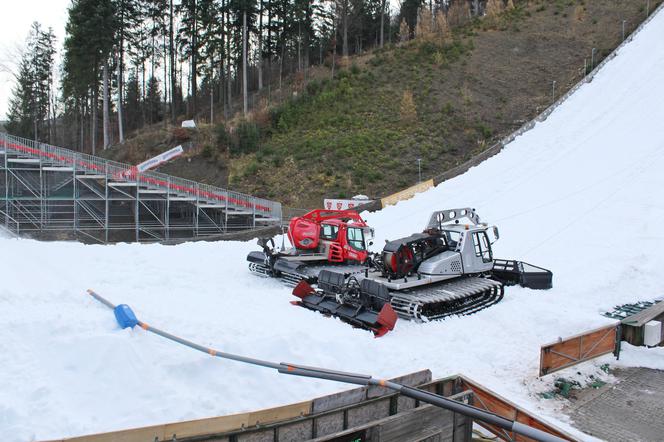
left=107, top=0, right=661, bottom=208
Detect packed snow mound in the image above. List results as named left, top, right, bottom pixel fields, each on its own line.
left=2, top=9, right=664, bottom=442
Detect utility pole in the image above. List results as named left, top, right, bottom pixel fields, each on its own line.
left=243, top=10, right=248, bottom=117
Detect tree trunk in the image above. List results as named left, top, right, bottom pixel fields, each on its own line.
left=267, top=0, right=272, bottom=86
left=103, top=61, right=110, bottom=149
left=342, top=0, right=349, bottom=57
left=117, top=51, right=125, bottom=143
left=242, top=10, right=248, bottom=116
left=91, top=87, right=97, bottom=155
left=258, top=0, right=264, bottom=91
left=380, top=0, right=386, bottom=47
left=191, top=0, right=198, bottom=119
left=170, top=0, right=176, bottom=124
left=226, top=2, right=232, bottom=117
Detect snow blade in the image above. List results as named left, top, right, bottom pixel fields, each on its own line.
left=374, top=303, right=398, bottom=337
left=293, top=280, right=315, bottom=299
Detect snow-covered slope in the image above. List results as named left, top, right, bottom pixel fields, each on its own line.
left=3, top=9, right=664, bottom=442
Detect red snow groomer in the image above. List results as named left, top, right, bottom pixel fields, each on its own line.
left=247, top=209, right=398, bottom=336
left=247, top=209, right=374, bottom=284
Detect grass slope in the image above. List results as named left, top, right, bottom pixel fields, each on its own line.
left=110, top=0, right=661, bottom=208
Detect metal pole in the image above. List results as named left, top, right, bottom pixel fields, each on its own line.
left=166, top=177, right=171, bottom=241
left=591, top=48, right=596, bottom=70
left=647, top=0, right=650, bottom=17
left=584, top=58, right=587, bottom=76
left=3, top=134, right=8, bottom=229
left=104, top=161, right=110, bottom=244
left=551, top=80, right=556, bottom=103
left=73, top=154, right=78, bottom=236
left=417, top=158, right=422, bottom=183
left=622, top=20, right=626, bottom=41
left=85, top=290, right=568, bottom=442
left=135, top=172, right=140, bottom=242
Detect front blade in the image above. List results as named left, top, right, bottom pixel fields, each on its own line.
left=293, top=280, right=315, bottom=299
left=375, top=303, right=398, bottom=334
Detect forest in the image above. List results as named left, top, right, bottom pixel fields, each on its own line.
left=5, top=0, right=500, bottom=153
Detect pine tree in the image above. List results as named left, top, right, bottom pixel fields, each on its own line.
left=145, top=76, right=163, bottom=123
left=6, top=22, right=56, bottom=142
left=63, top=0, right=118, bottom=153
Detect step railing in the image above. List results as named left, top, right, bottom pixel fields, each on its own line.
left=0, top=208, right=20, bottom=237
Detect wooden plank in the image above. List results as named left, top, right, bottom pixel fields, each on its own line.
left=246, top=400, right=311, bottom=427
left=622, top=301, right=664, bottom=327
left=162, top=412, right=250, bottom=440
left=42, top=424, right=166, bottom=442
left=540, top=323, right=619, bottom=376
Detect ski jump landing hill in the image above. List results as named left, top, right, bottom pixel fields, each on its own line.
left=2, top=5, right=664, bottom=442
left=0, top=133, right=282, bottom=243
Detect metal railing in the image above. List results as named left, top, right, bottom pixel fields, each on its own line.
left=0, top=133, right=282, bottom=220
left=0, top=208, right=20, bottom=237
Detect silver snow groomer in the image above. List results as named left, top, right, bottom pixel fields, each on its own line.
left=293, top=208, right=552, bottom=335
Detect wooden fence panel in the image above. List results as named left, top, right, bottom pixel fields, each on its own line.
left=539, top=323, right=620, bottom=377
left=456, top=377, right=577, bottom=442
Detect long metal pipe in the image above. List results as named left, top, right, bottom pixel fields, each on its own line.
left=85, top=290, right=568, bottom=442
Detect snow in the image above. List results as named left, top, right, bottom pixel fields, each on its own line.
left=2, top=9, right=664, bottom=442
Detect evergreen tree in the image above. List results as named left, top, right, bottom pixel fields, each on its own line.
left=6, top=22, right=56, bottom=142
left=145, top=76, right=163, bottom=123
left=62, top=0, right=118, bottom=153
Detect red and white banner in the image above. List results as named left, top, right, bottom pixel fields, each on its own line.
left=324, top=198, right=374, bottom=211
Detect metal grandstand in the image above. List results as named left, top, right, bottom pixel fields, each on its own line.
left=0, top=133, right=282, bottom=243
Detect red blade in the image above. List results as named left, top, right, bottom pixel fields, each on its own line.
left=292, top=280, right=315, bottom=299
left=374, top=325, right=391, bottom=338
left=375, top=303, right=398, bottom=336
